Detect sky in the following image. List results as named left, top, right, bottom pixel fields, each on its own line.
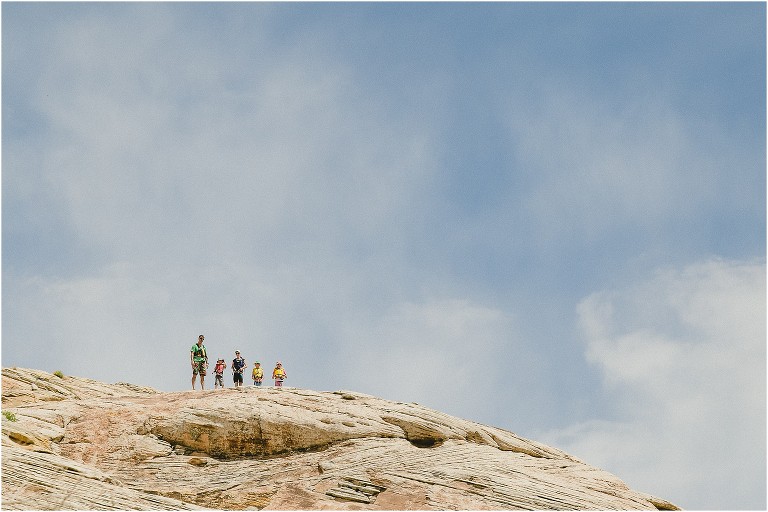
left=2, top=2, right=765, bottom=510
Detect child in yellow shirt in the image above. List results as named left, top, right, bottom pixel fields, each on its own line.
left=252, top=361, right=264, bottom=386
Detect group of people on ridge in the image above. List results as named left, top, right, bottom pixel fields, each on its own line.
left=190, top=334, right=287, bottom=390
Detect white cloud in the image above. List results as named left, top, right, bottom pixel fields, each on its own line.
left=538, top=258, right=766, bottom=510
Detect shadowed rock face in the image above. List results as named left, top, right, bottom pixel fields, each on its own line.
left=1, top=368, right=679, bottom=510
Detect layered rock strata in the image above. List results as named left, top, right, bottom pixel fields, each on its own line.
left=1, top=368, right=679, bottom=510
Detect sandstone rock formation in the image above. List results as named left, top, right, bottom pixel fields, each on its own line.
left=2, top=368, right=679, bottom=510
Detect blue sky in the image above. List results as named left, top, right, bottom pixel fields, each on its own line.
left=3, top=3, right=765, bottom=509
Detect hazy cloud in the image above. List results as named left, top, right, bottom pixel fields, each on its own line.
left=539, top=259, right=766, bottom=510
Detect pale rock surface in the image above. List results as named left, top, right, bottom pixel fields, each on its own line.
left=1, top=368, right=679, bottom=510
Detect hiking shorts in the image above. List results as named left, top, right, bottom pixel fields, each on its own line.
left=193, top=361, right=207, bottom=376
left=233, top=372, right=243, bottom=384
left=253, top=380, right=262, bottom=386
left=275, top=379, right=284, bottom=387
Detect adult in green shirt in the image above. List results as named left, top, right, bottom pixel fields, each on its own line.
left=191, top=334, right=209, bottom=390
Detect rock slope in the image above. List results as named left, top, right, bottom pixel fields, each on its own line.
left=1, top=368, right=679, bottom=510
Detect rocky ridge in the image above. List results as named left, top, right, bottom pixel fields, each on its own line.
left=1, top=368, right=679, bottom=510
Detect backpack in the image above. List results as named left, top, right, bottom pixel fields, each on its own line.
left=192, top=344, right=207, bottom=361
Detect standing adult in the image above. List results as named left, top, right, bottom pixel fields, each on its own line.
left=232, top=350, right=247, bottom=388
left=191, top=334, right=209, bottom=390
